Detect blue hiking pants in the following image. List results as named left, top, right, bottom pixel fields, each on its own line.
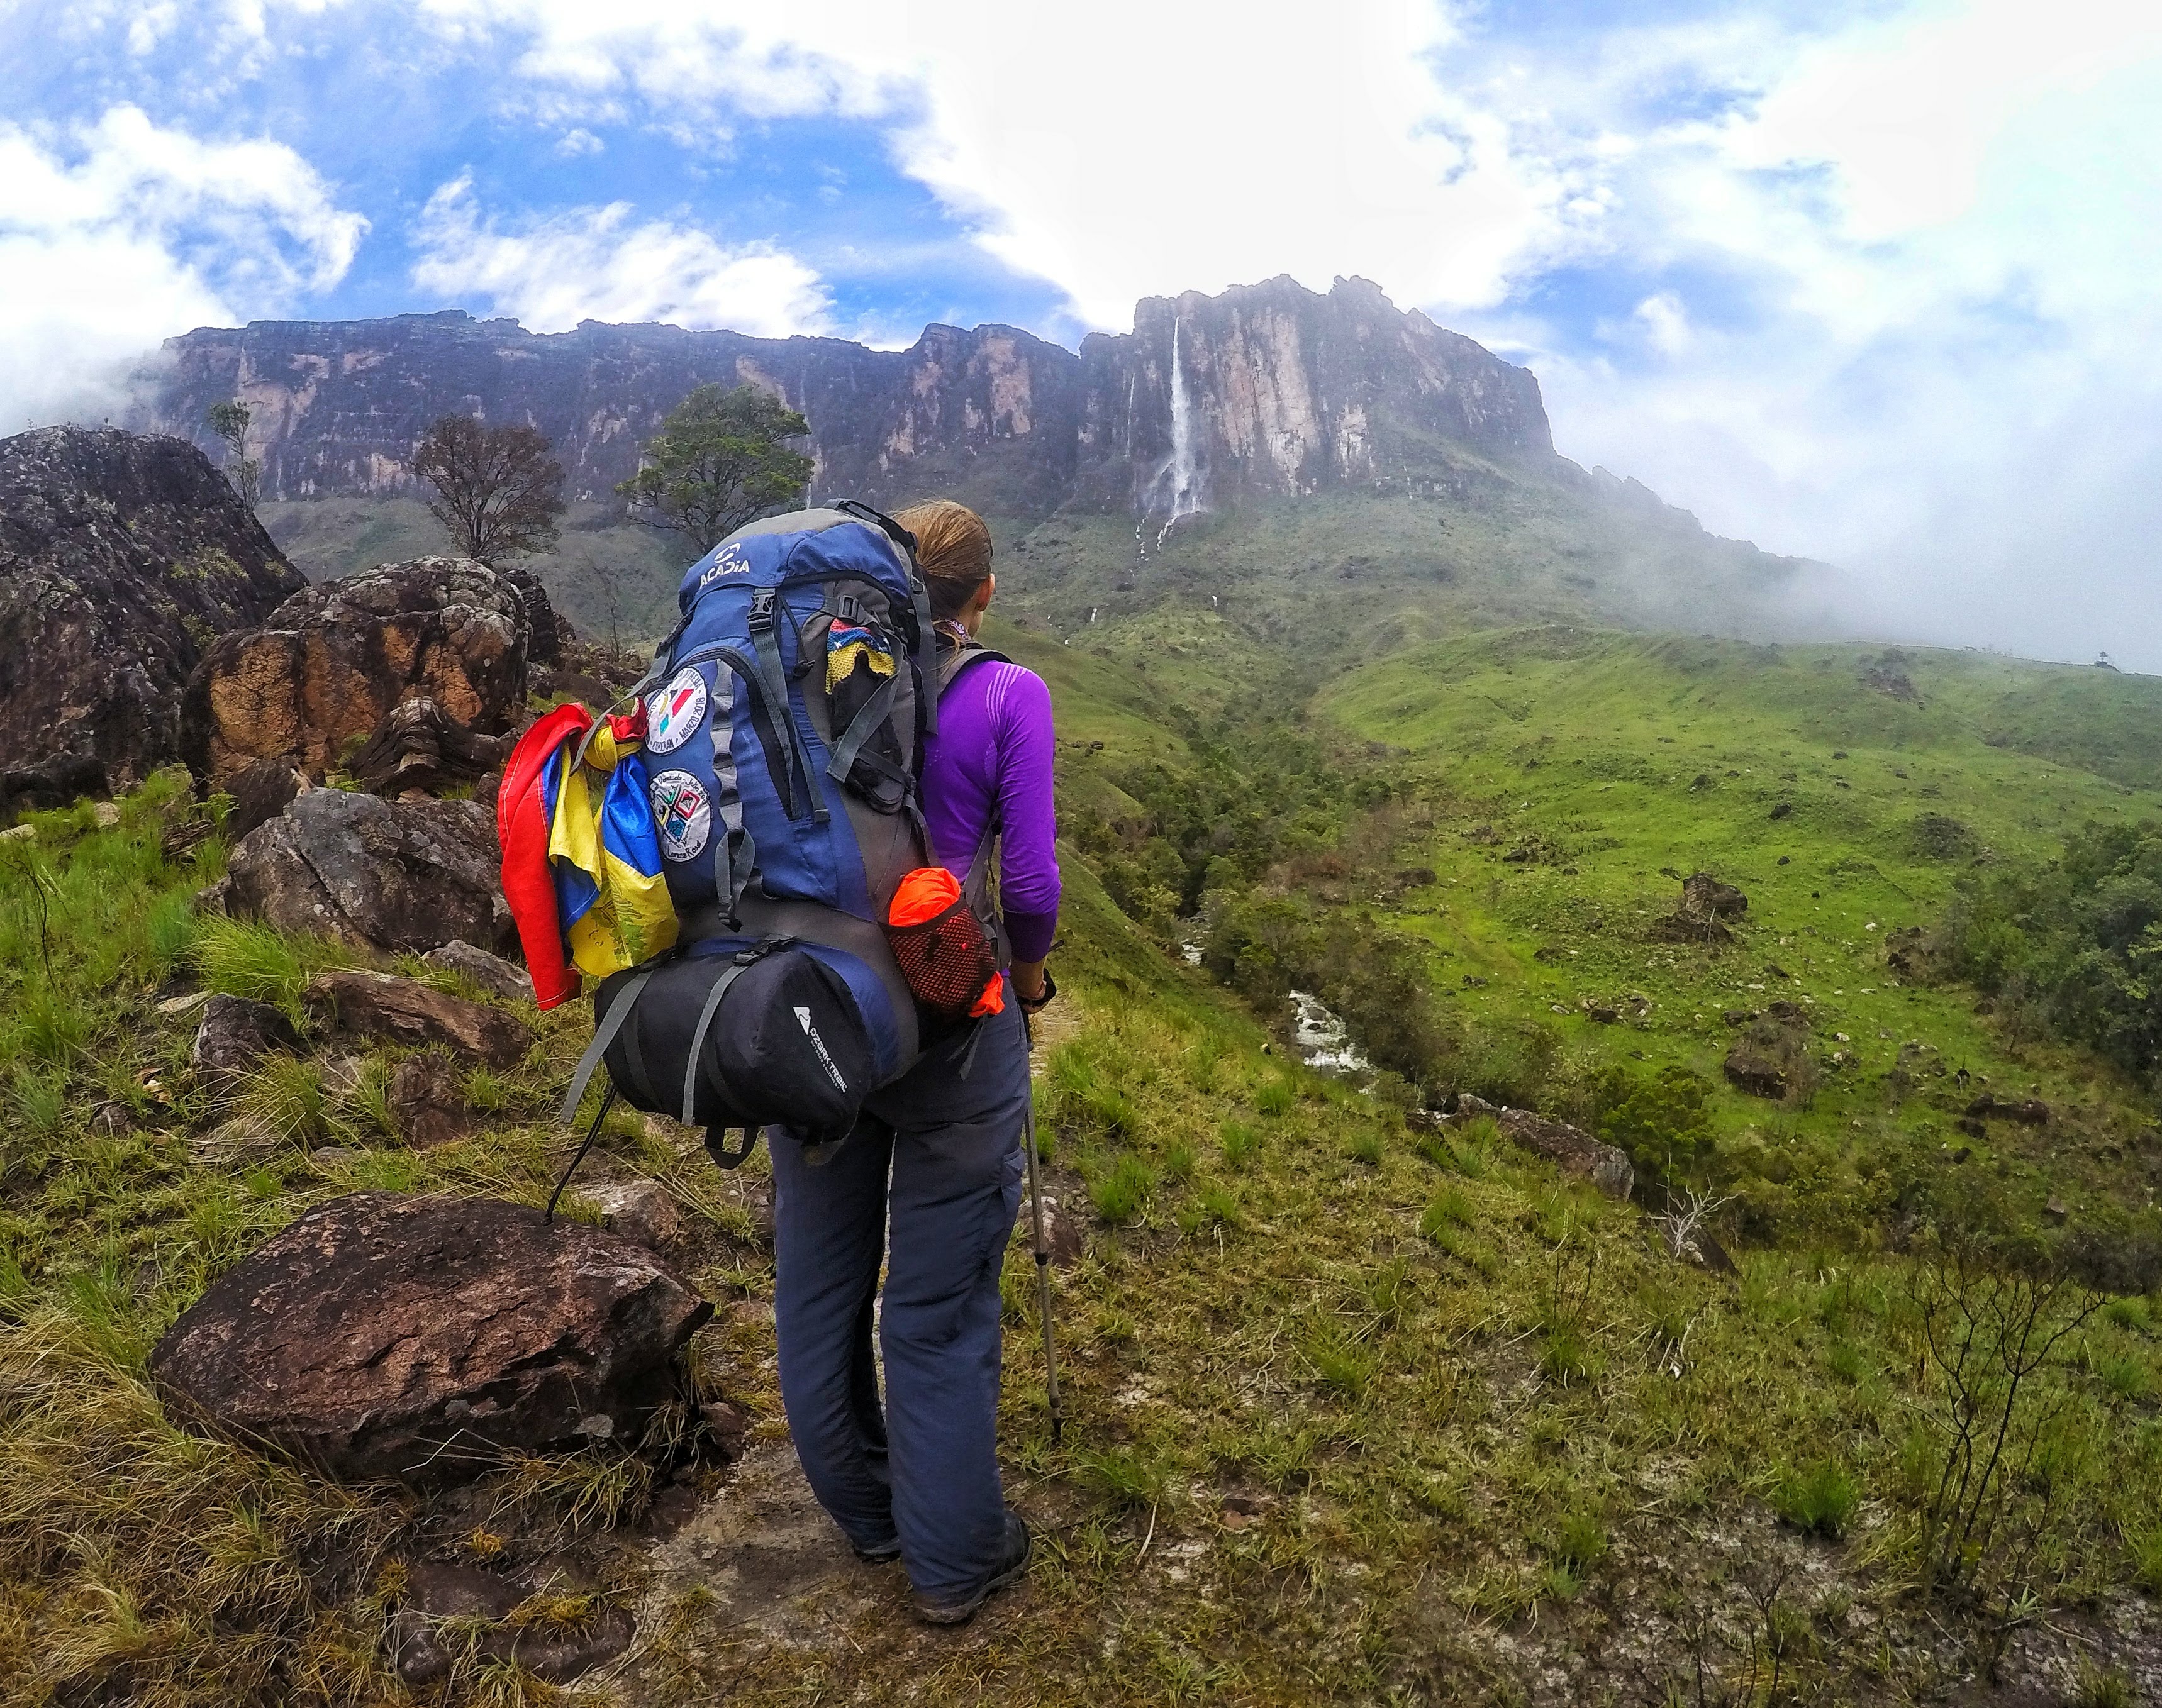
left=769, top=1002, right=1028, bottom=1598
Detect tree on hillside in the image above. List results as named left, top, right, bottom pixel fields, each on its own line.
left=411, top=414, right=566, bottom=565
left=617, top=385, right=813, bottom=554
left=205, top=400, right=260, bottom=508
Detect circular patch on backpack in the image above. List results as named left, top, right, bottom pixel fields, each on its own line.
left=645, top=667, right=708, bottom=755
left=649, top=769, right=711, bottom=862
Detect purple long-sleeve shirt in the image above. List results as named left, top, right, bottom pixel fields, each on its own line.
left=923, top=656, right=1061, bottom=963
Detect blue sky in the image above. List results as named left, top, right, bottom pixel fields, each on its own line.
left=3, top=0, right=2159, bottom=666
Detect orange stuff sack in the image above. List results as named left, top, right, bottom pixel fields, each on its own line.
left=883, top=867, right=1003, bottom=1022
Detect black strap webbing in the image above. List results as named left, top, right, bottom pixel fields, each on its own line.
left=681, top=958, right=754, bottom=1124
left=555, top=968, right=654, bottom=1128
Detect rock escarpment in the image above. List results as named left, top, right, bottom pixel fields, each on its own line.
left=0, top=426, right=305, bottom=789
left=136, top=276, right=1549, bottom=521
left=142, top=309, right=1087, bottom=515
left=1073, top=275, right=1552, bottom=520
left=177, top=557, right=527, bottom=787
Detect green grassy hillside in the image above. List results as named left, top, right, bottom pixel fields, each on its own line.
left=1310, top=631, right=2162, bottom=1237
left=4, top=497, right=2160, bottom=1699
left=3, top=774, right=2159, bottom=1704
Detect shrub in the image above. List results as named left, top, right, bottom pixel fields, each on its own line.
left=1940, top=819, right=2162, bottom=1084
left=1593, top=1063, right=1716, bottom=1186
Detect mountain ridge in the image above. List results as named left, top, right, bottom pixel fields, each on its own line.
left=138, top=275, right=1624, bottom=523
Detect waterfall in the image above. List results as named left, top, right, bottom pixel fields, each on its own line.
left=1142, top=318, right=1205, bottom=550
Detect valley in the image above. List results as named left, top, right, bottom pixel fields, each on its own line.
left=1, top=280, right=2156, bottom=1702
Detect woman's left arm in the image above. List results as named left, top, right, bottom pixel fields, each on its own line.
left=991, top=666, right=1061, bottom=979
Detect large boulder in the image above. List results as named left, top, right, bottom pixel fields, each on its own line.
left=177, top=557, right=527, bottom=788
left=0, top=426, right=304, bottom=791
left=149, top=1192, right=714, bottom=1482
left=221, top=787, right=511, bottom=953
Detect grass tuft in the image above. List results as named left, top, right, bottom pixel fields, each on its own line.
left=1771, top=1460, right=1862, bottom=1539
left=1219, top=1119, right=1260, bottom=1167
left=1075, top=1445, right=1168, bottom=1509
left=1420, top=1186, right=1474, bottom=1242
left=1089, top=1154, right=1156, bottom=1226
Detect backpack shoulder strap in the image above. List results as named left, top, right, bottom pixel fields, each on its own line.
left=935, top=639, right=1013, bottom=699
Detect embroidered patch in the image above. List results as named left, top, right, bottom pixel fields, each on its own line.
left=645, top=667, right=709, bottom=755
left=649, top=769, right=712, bottom=862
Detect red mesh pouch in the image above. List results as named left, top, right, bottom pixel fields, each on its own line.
left=884, top=867, right=1003, bottom=1024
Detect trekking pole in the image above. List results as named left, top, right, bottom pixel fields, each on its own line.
left=1019, top=1011, right=1066, bottom=1445
left=546, top=1083, right=618, bottom=1224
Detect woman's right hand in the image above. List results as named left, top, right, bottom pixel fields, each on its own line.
left=1011, top=959, right=1052, bottom=1011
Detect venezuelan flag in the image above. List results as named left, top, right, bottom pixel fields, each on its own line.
left=826, top=620, right=896, bottom=691
left=546, top=716, right=679, bottom=979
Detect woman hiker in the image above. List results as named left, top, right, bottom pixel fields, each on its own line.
left=767, top=497, right=1061, bottom=1625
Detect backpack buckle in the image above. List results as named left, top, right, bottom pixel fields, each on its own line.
left=733, top=933, right=793, bottom=967
left=749, top=587, right=776, bottom=631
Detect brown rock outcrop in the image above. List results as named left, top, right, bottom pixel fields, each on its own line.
left=387, top=1053, right=474, bottom=1148
left=177, top=557, right=527, bottom=787
left=148, top=1192, right=713, bottom=1481
left=0, top=426, right=304, bottom=790
left=1682, top=872, right=1748, bottom=918
left=222, top=787, right=509, bottom=953
left=421, top=939, right=530, bottom=1002
left=190, top=994, right=302, bottom=1086
left=1722, top=1045, right=1790, bottom=1099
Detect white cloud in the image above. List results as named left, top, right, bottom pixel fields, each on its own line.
left=554, top=126, right=603, bottom=157
left=411, top=175, right=832, bottom=336
left=315, top=0, right=1586, bottom=331
left=0, top=104, right=365, bottom=426
left=1477, top=1, right=2162, bottom=664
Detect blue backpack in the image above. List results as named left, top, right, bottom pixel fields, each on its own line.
left=557, top=503, right=1004, bottom=1165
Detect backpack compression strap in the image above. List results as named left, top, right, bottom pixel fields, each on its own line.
left=679, top=936, right=792, bottom=1125
left=555, top=965, right=659, bottom=1128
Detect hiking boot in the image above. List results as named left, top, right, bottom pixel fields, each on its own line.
left=852, top=1536, right=901, bottom=1564
left=910, top=1511, right=1031, bottom=1626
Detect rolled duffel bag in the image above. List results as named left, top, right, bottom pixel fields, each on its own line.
left=570, top=934, right=900, bottom=1167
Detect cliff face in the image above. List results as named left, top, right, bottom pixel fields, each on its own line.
left=1074, top=276, right=1552, bottom=522
left=0, top=427, right=307, bottom=787
left=134, top=277, right=1550, bottom=522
